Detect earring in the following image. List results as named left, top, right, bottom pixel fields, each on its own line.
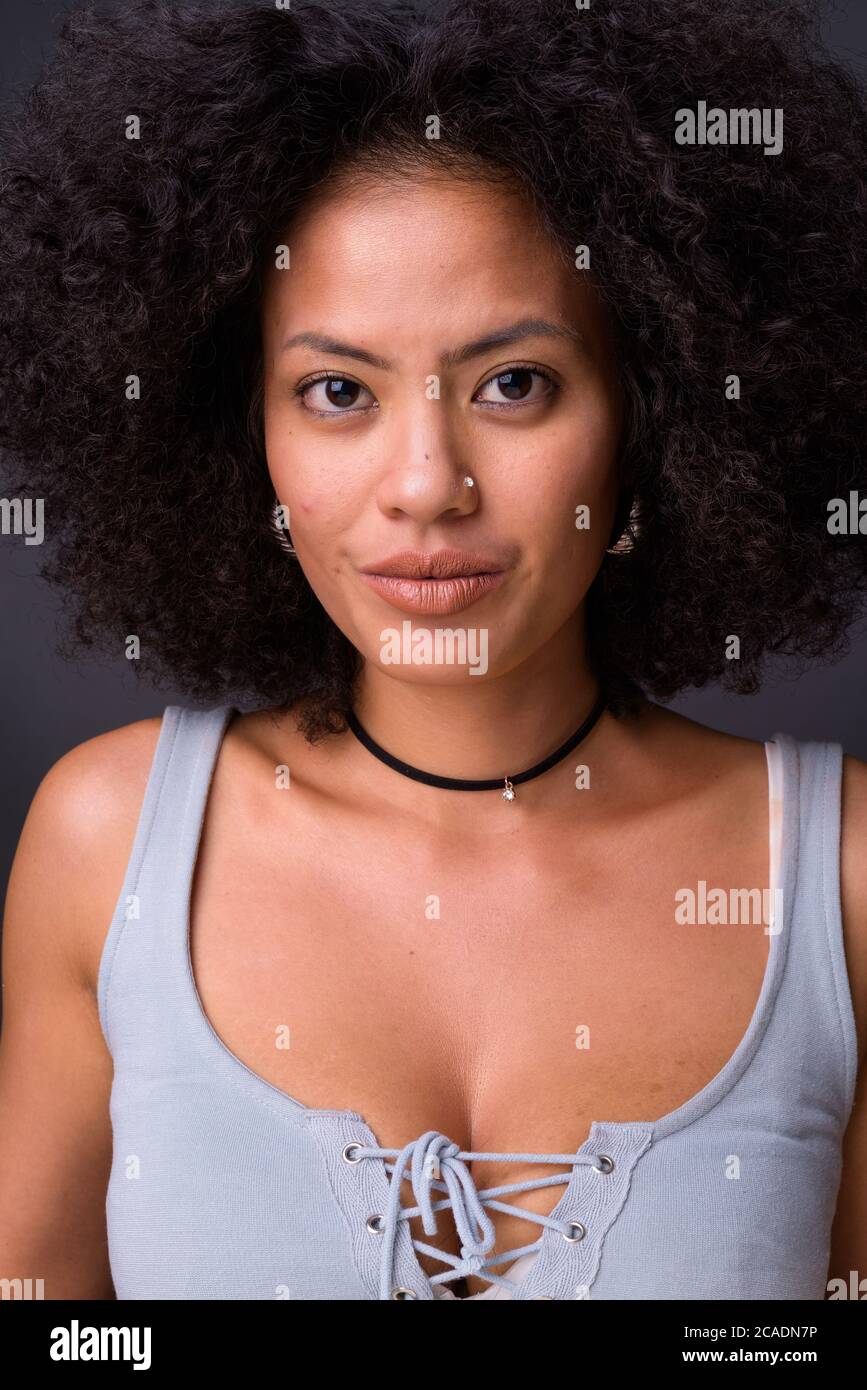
left=271, top=499, right=296, bottom=555
left=605, top=496, right=642, bottom=555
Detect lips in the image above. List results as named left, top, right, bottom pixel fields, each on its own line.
left=358, top=542, right=514, bottom=614
left=357, top=546, right=515, bottom=614
left=361, top=547, right=514, bottom=579
left=358, top=569, right=508, bottom=615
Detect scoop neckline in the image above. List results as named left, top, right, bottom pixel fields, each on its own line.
left=178, top=705, right=797, bottom=1151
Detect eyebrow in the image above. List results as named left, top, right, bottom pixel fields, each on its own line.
left=279, top=318, right=587, bottom=370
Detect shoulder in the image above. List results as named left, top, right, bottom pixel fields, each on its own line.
left=5, top=713, right=167, bottom=996
left=840, top=749, right=867, bottom=827
left=840, top=752, right=867, bottom=1063
left=26, top=714, right=165, bottom=852
left=637, top=705, right=867, bottom=1057
left=624, top=701, right=771, bottom=804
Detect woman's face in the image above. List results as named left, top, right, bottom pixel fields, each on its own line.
left=261, top=172, right=623, bottom=683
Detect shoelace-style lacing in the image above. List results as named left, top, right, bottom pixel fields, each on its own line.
left=344, top=1129, right=614, bottom=1299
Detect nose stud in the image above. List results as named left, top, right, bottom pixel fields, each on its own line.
left=463, top=476, right=474, bottom=488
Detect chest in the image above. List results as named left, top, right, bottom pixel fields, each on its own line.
left=188, top=790, right=772, bottom=1292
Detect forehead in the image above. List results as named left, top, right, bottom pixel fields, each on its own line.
left=261, top=173, right=606, bottom=349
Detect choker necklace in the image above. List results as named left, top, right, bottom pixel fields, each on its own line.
left=345, top=691, right=607, bottom=802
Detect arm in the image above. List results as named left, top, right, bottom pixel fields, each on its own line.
left=0, top=721, right=160, bottom=1299
left=826, top=754, right=867, bottom=1292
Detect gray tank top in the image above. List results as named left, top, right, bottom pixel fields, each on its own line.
left=97, top=705, right=859, bottom=1300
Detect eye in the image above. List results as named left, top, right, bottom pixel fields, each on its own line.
left=295, top=372, right=375, bottom=415
left=474, top=364, right=557, bottom=408
left=293, top=362, right=558, bottom=416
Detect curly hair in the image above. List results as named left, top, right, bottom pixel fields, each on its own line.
left=1, top=0, right=865, bottom=741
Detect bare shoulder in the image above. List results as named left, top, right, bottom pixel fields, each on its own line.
left=634, top=699, right=765, bottom=758
left=21, top=713, right=164, bottom=862
left=5, top=713, right=165, bottom=996
left=224, top=698, right=356, bottom=798
left=840, top=751, right=867, bottom=1062
left=639, top=705, right=867, bottom=1050
left=0, top=714, right=166, bottom=1297
left=620, top=700, right=771, bottom=809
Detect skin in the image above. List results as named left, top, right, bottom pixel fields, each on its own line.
left=1, top=173, right=866, bottom=1300
left=261, top=170, right=622, bottom=736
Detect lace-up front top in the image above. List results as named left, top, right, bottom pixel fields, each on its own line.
left=347, top=1131, right=615, bottom=1299
left=97, top=705, right=859, bottom=1300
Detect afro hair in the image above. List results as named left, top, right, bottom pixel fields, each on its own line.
left=1, top=0, right=865, bottom=739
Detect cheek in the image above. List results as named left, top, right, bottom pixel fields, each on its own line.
left=263, top=431, right=365, bottom=563
left=567, top=386, right=622, bottom=535
left=572, top=377, right=622, bottom=463
left=522, top=391, right=621, bottom=536
left=262, top=390, right=295, bottom=494
left=262, top=399, right=336, bottom=521
left=503, top=418, right=620, bottom=612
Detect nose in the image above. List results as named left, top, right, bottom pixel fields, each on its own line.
left=373, top=400, right=479, bottom=526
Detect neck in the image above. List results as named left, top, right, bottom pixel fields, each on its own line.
left=350, top=613, right=605, bottom=813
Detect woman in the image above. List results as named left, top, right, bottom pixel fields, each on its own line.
left=0, top=0, right=865, bottom=1301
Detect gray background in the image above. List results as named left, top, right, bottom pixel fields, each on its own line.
left=1, top=0, right=866, bottom=906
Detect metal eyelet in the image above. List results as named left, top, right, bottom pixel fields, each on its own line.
left=341, top=1141, right=364, bottom=1163
left=366, top=1214, right=385, bottom=1235
left=391, top=1286, right=418, bottom=1299
left=563, top=1220, right=587, bottom=1242
left=592, top=1153, right=615, bottom=1174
